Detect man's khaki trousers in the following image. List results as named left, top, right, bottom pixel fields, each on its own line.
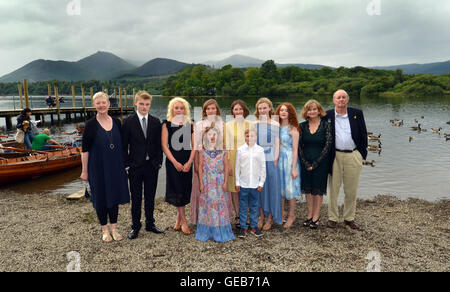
left=328, top=150, right=363, bottom=222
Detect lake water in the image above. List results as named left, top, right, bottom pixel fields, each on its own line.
left=1, top=95, right=449, bottom=202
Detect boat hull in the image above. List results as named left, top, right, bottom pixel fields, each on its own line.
left=0, top=148, right=81, bottom=186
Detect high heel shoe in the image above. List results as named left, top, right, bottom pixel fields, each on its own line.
left=303, top=218, right=312, bottom=227
left=309, top=218, right=320, bottom=230
left=262, top=218, right=273, bottom=231
left=181, top=221, right=191, bottom=235
left=257, top=217, right=264, bottom=230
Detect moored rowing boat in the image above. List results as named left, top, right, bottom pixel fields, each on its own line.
left=0, top=147, right=81, bottom=185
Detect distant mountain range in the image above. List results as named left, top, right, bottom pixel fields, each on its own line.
left=371, top=60, right=450, bottom=75
left=0, top=52, right=190, bottom=83
left=117, top=58, right=190, bottom=79
left=1, top=52, right=449, bottom=83
left=204, top=54, right=328, bottom=70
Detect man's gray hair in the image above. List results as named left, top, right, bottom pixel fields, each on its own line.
left=333, top=89, right=350, bottom=99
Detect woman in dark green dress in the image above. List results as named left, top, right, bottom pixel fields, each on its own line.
left=298, top=100, right=332, bottom=229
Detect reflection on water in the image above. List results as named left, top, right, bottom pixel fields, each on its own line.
left=1, top=95, right=449, bottom=201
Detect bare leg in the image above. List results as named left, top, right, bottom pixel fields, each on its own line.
left=180, top=206, right=191, bottom=235
left=312, top=195, right=323, bottom=222
left=283, top=199, right=296, bottom=228
left=305, top=194, right=313, bottom=220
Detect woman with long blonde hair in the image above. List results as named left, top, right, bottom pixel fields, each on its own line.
left=254, top=98, right=282, bottom=230
left=162, top=97, right=195, bottom=235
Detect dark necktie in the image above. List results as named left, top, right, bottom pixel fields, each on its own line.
left=142, top=117, right=147, bottom=139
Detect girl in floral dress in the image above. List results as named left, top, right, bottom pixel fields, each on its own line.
left=196, top=125, right=234, bottom=242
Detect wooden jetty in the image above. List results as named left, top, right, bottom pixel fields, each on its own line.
left=1, top=80, right=137, bottom=130
left=0, top=106, right=135, bottom=130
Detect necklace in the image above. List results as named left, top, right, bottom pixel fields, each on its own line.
left=106, top=129, right=115, bottom=150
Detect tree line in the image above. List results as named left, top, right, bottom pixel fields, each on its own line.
left=1, top=61, right=449, bottom=98
left=162, top=60, right=450, bottom=98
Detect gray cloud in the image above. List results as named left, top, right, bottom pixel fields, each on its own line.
left=0, top=0, right=449, bottom=76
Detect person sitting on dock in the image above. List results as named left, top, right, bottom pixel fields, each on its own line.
left=32, top=129, right=62, bottom=151
left=45, top=96, right=56, bottom=108
left=62, top=123, right=85, bottom=147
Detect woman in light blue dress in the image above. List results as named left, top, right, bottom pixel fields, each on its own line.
left=255, top=98, right=282, bottom=231
left=275, top=103, right=301, bottom=229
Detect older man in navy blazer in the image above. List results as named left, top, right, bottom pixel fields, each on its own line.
left=325, top=89, right=368, bottom=230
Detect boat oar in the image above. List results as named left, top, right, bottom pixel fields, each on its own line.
left=45, top=145, right=67, bottom=149
left=0, top=146, right=48, bottom=154
left=0, top=135, right=8, bottom=138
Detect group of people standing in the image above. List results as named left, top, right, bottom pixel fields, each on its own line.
left=80, top=89, right=367, bottom=243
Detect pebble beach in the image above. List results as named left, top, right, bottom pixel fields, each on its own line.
left=0, top=191, right=448, bottom=272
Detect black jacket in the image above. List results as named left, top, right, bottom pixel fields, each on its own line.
left=16, top=115, right=31, bottom=132
left=325, top=107, right=368, bottom=174
left=122, top=113, right=163, bottom=170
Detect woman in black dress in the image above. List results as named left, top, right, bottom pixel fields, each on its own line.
left=162, top=97, right=195, bottom=235
left=298, top=100, right=332, bottom=229
left=80, top=92, right=130, bottom=242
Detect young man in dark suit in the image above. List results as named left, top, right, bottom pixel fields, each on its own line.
left=325, top=89, right=368, bottom=230
left=122, top=91, right=164, bottom=239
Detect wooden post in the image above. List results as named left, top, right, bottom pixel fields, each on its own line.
left=119, top=87, right=123, bottom=119
left=72, top=85, right=76, bottom=108
left=5, top=116, right=12, bottom=131
left=124, top=89, right=127, bottom=109
left=81, top=84, right=86, bottom=119
left=47, top=83, right=52, bottom=97
left=23, top=79, right=29, bottom=109
left=18, top=83, right=24, bottom=109
left=54, top=84, right=61, bottom=123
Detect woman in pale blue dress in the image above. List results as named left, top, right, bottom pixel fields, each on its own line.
left=255, top=98, right=282, bottom=231
left=275, top=103, right=301, bottom=229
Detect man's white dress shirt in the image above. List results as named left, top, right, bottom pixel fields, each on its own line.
left=335, top=110, right=357, bottom=151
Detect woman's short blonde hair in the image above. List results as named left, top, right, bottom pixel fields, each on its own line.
left=93, top=92, right=109, bottom=104
left=167, top=97, right=192, bottom=123
left=254, top=97, right=274, bottom=119
left=300, top=99, right=326, bottom=120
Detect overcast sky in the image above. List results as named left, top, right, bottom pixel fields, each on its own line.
left=0, top=0, right=449, bottom=76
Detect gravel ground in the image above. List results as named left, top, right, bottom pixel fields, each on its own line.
left=0, top=192, right=448, bottom=272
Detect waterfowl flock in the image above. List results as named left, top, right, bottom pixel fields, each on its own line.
left=364, top=117, right=449, bottom=167
left=407, top=117, right=449, bottom=142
